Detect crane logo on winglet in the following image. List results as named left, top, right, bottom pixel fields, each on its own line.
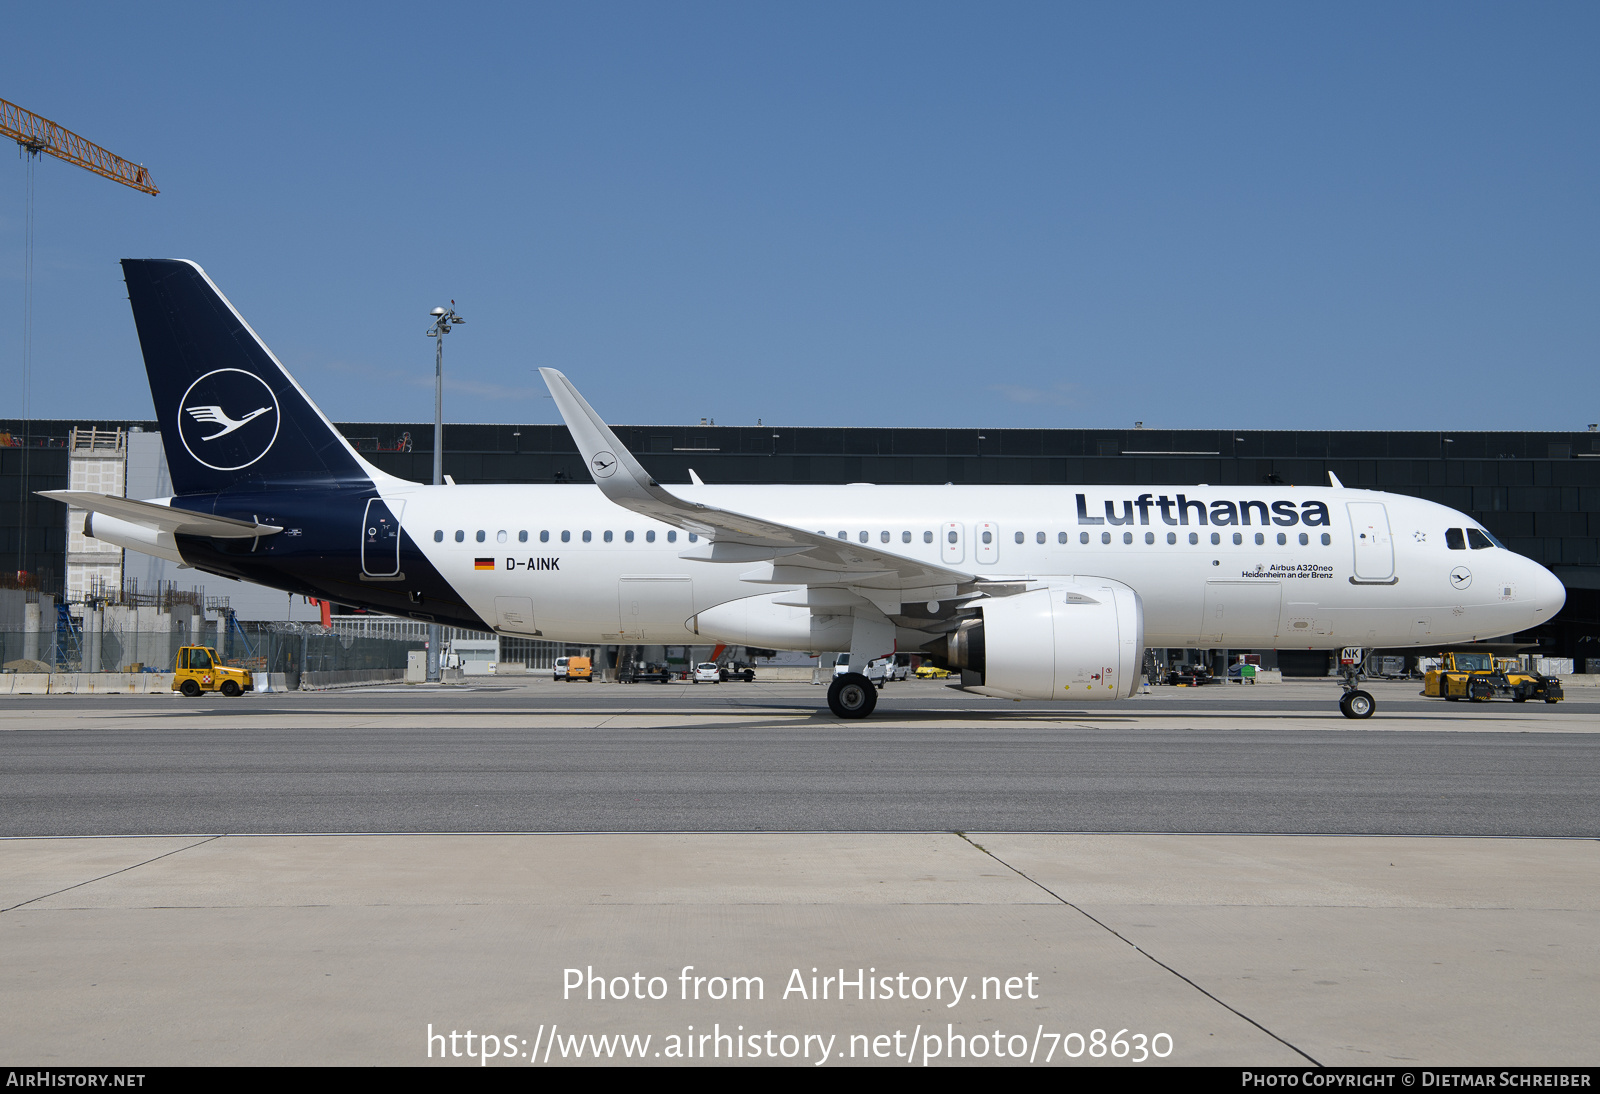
left=590, top=450, right=618, bottom=478
left=177, top=368, right=281, bottom=472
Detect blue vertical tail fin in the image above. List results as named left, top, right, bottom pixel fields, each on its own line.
left=121, top=258, right=382, bottom=496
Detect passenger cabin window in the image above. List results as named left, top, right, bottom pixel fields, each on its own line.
left=540, top=530, right=550, bottom=543
left=1446, top=528, right=1466, bottom=550
left=1321, top=533, right=1331, bottom=545
left=1058, top=532, right=1068, bottom=544
left=1298, top=533, right=1308, bottom=545
left=454, top=530, right=464, bottom=543
left=625, top=531, right=634, bottom=542
left=1122, top=532, right=1133, bottom=544
left=476, top=530, right=485, bottom=542
left=689, top=533, right=698, bottom=542
left=859, top=531, right=869, bottom=543
left=881, top=531, right=890, bottom=543
left=497, top=530, right=507, bottom=543
left=1211, top=533, right=1220, bottom=545
left=667, top=531, right=677, bottom=543
left=1276, top=533, right=1287, bottom=545
left=561, top=531, right=571, bottom=543
left=518, top=531, right=528, bottom=543
left=582, top=531, right=592, bottom=542
left=646, top=530, right=655, bottom=543
left=902, top=531, right=912, bottom=543
left=1145, top=532, right=1155, bottom=545
left=1254, top=533, right=1265, bottom=545
left=433, top=530, right=443, bottom=542
left=923, top=531, right=933, bottom=543
left=1467, top=529, right=1495, bottom=550
left=1232, top=533, right=1242, bottom=545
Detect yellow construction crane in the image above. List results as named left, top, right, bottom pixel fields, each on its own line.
left=1, top=96, right=157, bottom=194
left=4, top=96, right=154, bottom=583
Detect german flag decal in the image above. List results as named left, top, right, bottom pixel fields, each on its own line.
left=474, top=558, right=495, bottom=571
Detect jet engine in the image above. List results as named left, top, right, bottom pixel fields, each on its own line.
left=944, top=579, right=1144, bottom=700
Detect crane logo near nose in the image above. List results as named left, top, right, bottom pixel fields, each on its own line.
left=1449, top=566, right=1472, bottom=590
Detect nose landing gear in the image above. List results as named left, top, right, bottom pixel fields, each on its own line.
left=1337, top=646, right=1376, bottom=719
left=1339, top=689, right=1375, bottom=718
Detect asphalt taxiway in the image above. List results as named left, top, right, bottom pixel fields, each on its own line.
left=1, top=678, right=1595, bottom=836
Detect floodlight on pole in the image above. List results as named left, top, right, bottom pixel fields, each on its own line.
left=424, top=302, right=465, bottom=682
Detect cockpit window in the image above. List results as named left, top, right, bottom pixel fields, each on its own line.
left=1445, top=528, right=1466, bottom=550
left=1467, top=528, right=1496, bottom=550
left=1456, top=653, right=1492, bottom=672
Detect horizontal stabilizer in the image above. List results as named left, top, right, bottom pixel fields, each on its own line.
left=38, top=491, right=282, bottom=538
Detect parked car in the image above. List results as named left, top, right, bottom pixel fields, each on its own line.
left=915, top=663, right=952, bottom=679
left=693, top=662, right=721, bottom=683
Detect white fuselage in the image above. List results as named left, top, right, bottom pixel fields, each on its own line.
left=376, top=480, right=1565, bottom=650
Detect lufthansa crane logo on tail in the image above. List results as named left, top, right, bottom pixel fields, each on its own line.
left=591, top=450, right=618, bottom=478
left=177, top=369, right=281, bottom=471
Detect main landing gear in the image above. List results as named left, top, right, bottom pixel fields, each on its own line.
left=1337, top=647, right=1375, bottom=719
left=828, top=672, right=878, bottom=719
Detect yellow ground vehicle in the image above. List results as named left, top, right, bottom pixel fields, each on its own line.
left=914, top=663, right=951, bottom=679
left=1422, top=652, right=1562, bottom=704
left=554, top=655, right=593, bottom=682
left=172, top=646, right=254, bottom=697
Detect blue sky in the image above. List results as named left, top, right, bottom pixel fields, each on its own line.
left=3, top=2, right=1596, bottom=431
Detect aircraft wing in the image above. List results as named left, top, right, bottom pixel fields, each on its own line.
left=539, top=368, right=978, bottom=598
left=38, top=491, right=282, bottom=539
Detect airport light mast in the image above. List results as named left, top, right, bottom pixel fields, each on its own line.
left=425, top=304, right=464, bottom=682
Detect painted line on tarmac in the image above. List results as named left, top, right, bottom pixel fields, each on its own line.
left=952, top=830, right=1324, bottom=1066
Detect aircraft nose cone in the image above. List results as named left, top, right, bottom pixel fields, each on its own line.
left=1531, top=563, right=1566, bottom=618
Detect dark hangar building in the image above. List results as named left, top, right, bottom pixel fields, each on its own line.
left=6, top=418, right=1598, bottom=666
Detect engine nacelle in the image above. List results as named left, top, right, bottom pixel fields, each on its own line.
left=692, top=591, right=856, bottom=650
left=948, top=579, right=1144, bottom=701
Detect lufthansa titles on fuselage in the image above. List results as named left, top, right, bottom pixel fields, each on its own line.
left=1075, top=493, right=1331, bottom=527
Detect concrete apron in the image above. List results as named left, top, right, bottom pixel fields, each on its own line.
left=0, top=833, right=1594, bottom=1067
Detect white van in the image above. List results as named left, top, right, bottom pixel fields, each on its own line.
left=832, top=653, right=888, bottom=687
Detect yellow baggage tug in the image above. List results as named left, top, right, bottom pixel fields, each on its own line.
left=1422, top=651, right=1562, bottom=704
left=172, top=646, right=254, bottom=697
